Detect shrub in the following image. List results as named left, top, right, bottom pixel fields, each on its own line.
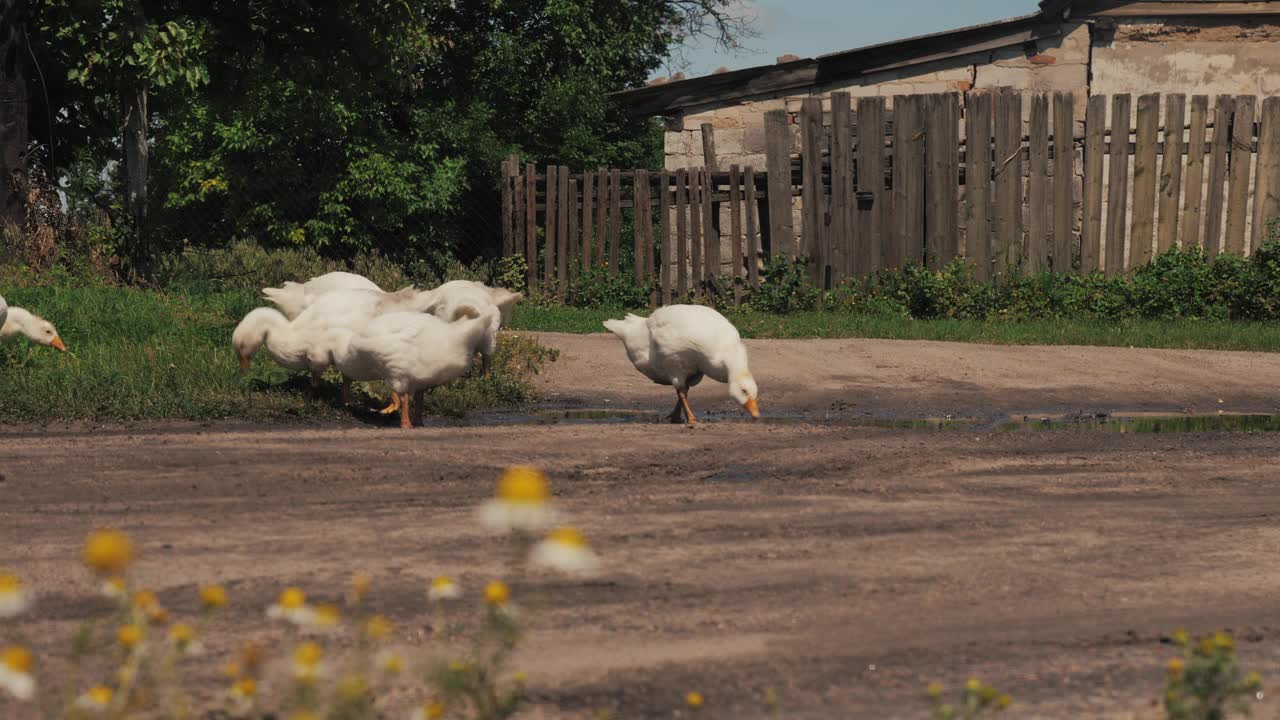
left=1164, top=630, right=1263, bottom=720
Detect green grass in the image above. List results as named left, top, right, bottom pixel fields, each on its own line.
left=510, top=305, right=1280, bottom=352
left=0, top=286, right=554, bottom=422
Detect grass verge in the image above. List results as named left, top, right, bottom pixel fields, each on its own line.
left=510, top=305, right=1280, bottom=352
left=0, top=286, right=555, bottom=422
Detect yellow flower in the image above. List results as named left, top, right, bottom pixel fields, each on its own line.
left=1167, top=658, right=1186, bottom=676
left=365, top=615, right=393, bottom=641
left=199, top=584, right=228, bottom=610
left=308, top=603, right=341, bottom=632
left=350, top=572, right=372, bottom=604
left=411, top=701, right=447, bottom=720
left=926, top=681, right=943, bottom=698
left=428, top=576, right=461, bottom=602
left=336, top=673, right=368, bottom=700
left=1172, top=629, right=1189, bottom=647
left=292, top=642, right=325, bottom=682
left=100, top=577, right=127, bottom=601
left=965, top=678, right=981, bottom=693
left=979, top=685, right=998, bottom=703
left=287, top=712, right=321, bottom=720
left=231, top=677, right=256, bottom=698
left=168, top=623, right=200, bottom=653
left=117, top=625, right=142, bottom=649
left=74, top=685, right=114, bottom=712
left=378, top=650, right=404, bottom=674
left=1213, top=631, right=1235, bottom=651
left=513, top=670, right=527, bottom=685
left=221, top=661, right=241, bottom=679
left=83, top=529, right=134, bottom=576
left=484, top=580, right=510, bottom=607
left=530, top=527, right=601, bottom=575
left=132, top=589, right=157, bottom=610
left=686, top=691, right=704, bottom=709
left=267, top=587, right=314, bottom=625
left=997, top=694, right=1012, bottom=709
left=0, top=571, right=31, bottom=618
left=479, top=466, right=557, bottom=533
left=1247, top=671, right=1263, bottom=688
left=0, top=646, right=35, bottom=701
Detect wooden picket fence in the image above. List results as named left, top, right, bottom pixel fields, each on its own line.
left=501, top=89, right=1280, bottom=303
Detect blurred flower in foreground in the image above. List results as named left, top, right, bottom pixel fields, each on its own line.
left=0, top=645, right=35, bottom=701
left=292, top=642, right=326, bottom=683
left=200, top=584, right=228, bottom=610
left=428, top=576, right=461, bottom=602
left=83, top=530, right=133, bottom=576
left=484, top=580, right=510, bottom=608
left=74, top=685, right=113, bottom=713
left=411, top=701, right=447, bottom=720
left=100, top=577, right=127, bottom=602
left=0, top=571, right=31, bottom=618
left=479, top=466, right=557, bottom=533
left=530, top=527, right=600, bottom=576
left=686, top=691, right=704, bottom=709
left=267, top=587, right=314, bottom=626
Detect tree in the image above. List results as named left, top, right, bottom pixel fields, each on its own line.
left=0, top=0, right=28, bottom=227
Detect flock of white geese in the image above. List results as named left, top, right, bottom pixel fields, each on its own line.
left=0, top=272, right=761, bottom=428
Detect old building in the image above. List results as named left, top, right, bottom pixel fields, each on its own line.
left=614, top=0, right=1280, bottom=174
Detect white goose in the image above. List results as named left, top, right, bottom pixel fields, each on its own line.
left=262, top=271, right=430, bottom=320
left=603, top=304, right=759, bottom=424
left=420, top=280, right=523, bottom=375
left=232, top=287, right=432, bottom=381
left=324, top=307, right=495, bottom=428
left=0, top=294, right=68, bottom=352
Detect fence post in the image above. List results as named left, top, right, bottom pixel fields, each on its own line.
left=1157, top=94, right=1185, bottom=255
left=1181, top=96, right=1209, bottom=250
left=764, top=110, right=794, bottom=258
left=1082, top=95, right=1106, bottom=274
left=524, top=162, right=537, bottom=294
left=1105, top=94, right=1131, bottom=274
left=501, top=155, right=516, bottom=257
left=1253, top=96, right=1280, bottom=249
left=1225, top=95, right=1256, bottom=255
left=608, top=168, right=622, bottom=275
left=744, top=166, right=760, bottom=289
left=1027, top=94, right=1050, bottom=272
left=1130, top=93, right=1160, bottom=267
left=659, top=170, right=672, bottom=305
left=1204, top=95, right=1234, bottom=255
left=800, top=97, right=824, bottom=285
left=830, top=92, right=853, bottom=283
left=856, top=96, right=886, bottom=275
left=926, top=93, right=960, bottom=270
left=966, top=91, right=994, bottom=281
left=556, top=165, right=569, bottom=300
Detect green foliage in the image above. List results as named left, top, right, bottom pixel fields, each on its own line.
left=566, top=266, right=652, bottom=309
left=0, top=286, right=555, bottom=422
left=748, top=255, right=820, bottom=314
left=1164, top=631, right=1262, bottom=720
left=152, top=239, right=409, bottom=293
left=926, top=678, right=1011, bottom=720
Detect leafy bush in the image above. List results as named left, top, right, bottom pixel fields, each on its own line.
left=152, top=239, right=410, bottom=293
left=1164, top=630, right=1263, bottom=720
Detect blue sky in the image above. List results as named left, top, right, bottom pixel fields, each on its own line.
left=661, top=0, right=1042, bottom=78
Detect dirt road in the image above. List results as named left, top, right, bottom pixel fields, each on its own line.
left=4, top=334, right=1280, bottom=719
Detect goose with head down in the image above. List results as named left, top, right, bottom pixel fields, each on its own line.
left=419, top=280, right=523, bottom=376
left=0, top=294, right=68, bottom=352
left=261, top=271, right=435, bottom=320
left=603, top=304, right=759, bottom=425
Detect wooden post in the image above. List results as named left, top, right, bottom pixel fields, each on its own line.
left=993, top=89, right=1023, bottom=275
left=1130, top=93, right=1160, bottom=267
left=729, top=164, right=744, bottom=298
left=1105, top=94, right=1131, bottom=274
left=701, top=164, right=718, bottom=286
left=525, top=163, right=537, bottom=294
left=700, top=123, right=718, bottom=171
left=745, top=166, right=760, bottom=289
left=764, top=110, right=794, bottom=256
left=1225, top=95, right=1256, bottom=255
left=568, top=177, right=579, bottom=281
left=675, top=168, right=689, bottom=297
left=1252, top=96, right=1280, bottom=250
left=1181, top=96, right=1209, bottom=249
left=892, top=94, right=925, bottom=269
left=501, top=156, right=516, bottom=257
left=556, top=165, right=569, bottom=300
left=1157, top=94, right=1186, bottom=255
left=582, top=171, right=595, bottom=269
left=1082, top=95, right=1106, bottom=274
left=1028, top=93, right=1050, bottom=272
left=659, top=171, right=672, bottom=305
left=689, top=168, right=703, bottom=298
left=965, top=91, right=993, bottom=281
left=513, top=158, right=525, bottom=272
left=1204, top=95, right=1235, bottom=255
left=926, top=93, right=960, bottom=269
left=830, top=92, right=853, bottom=283
left=800, top=97, right=824, bottom=285
left=635, top=169, right=651, bottom=288
left=544, top=164, right=557, bottom=292
left=1052, top=92, right=1075, bottom=272
left=608, top=168, right=622, bottom=274
left=857, top=96, right=886, bottom=275
left=595, top=166, right=609, bottom=267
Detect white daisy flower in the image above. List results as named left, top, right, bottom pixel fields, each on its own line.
left=291, top=642, right=327, bottom=683
left=410, top=701, right=447, bottom=720
left=266, top=587, right=315, bottom=626
left=0, top=646, right=35, bottom=701
left=0, top=572, right=31, bottom=618
left=478, top=466, right=557, bottom=533
left=427, top=576, right=461, bottom=602
left=530, top=527, right=601, bottom=576
left=99, top=577, right=127, bottom=602
left=73, top=685, right=113, bottom=714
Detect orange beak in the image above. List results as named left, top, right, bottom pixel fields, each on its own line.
left=239, top=354, right=250, bottom=373
left=51, top=335, right=68, bottom=352
left=744, top=397, right=760, bottom=419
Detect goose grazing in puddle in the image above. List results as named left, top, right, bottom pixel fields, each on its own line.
left=604, top=304, right=759, bottom=425
left=0, top=294, right=68, bottom=352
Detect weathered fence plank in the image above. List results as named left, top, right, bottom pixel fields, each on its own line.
left=513, top=160, right=525, bottom=278
left=501, top=157, right=515, bottom=257
left=966, top=91, right=994, bottom=281
left=830, top=92, right=853, bottom=283
left=568, top=177, right=579, bottom=282
left=608, top=168, right=622, bottom=274
left=556, top=166, right=569, bottom=300
left=525, top=163, right=537, bottom=293
left=1204, top=95, right=1234, bottom=255
left=633, top=170, right=647, bottom=286
left=857, top=96, right=886, bottom=274
left=701, top=166, right=718, bottom=286
left=1105, top=94, right=1131, bottom=274
left=1182, top=96, right=1209, bottom=249
left=1157, top=94, right=1186, bottom=254
left=582, top=171, right=594, bottom=268
left=1082, top=95, right=1106, bottom=274
left=700, top=123, right=718, bottom=171
left=927, top=93, right=960, bottom=269
left=544, top=164, right=558, bottom=292
left=1225, top=95, right=1256, bottom=255
left=595, top=166, right=608, bottom=267
left=800, top=97, right=825, bottom=284
left=675, top=168, right=688, bottom=297
left=1130, top=93, right=1159, bottom=267
left=689, top=168, right=703, bottom=298
left=1253, top=96, right=1280, bottom=247
left=764, top=110, right=794, bottom=257
left=745, top=166, right=760, bottom=289
left=1052, top=92, right=1075, bottom=272
left=659, top=171, right=672, bottom=305
left=994, top=89, right=1023, bottom=274
left=893, top=94, right=925, bottom=269
left=1028, top=93, right=1050, bottom=271
left=729, top=164, right=744, bottom=294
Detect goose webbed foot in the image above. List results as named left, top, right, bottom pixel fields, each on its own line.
left=679, top=390, right=698, bottom=425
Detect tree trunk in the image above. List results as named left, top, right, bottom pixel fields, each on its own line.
left=0, top=0, right=29, bottom=229
left=123, top=85, right=147, bottom=221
